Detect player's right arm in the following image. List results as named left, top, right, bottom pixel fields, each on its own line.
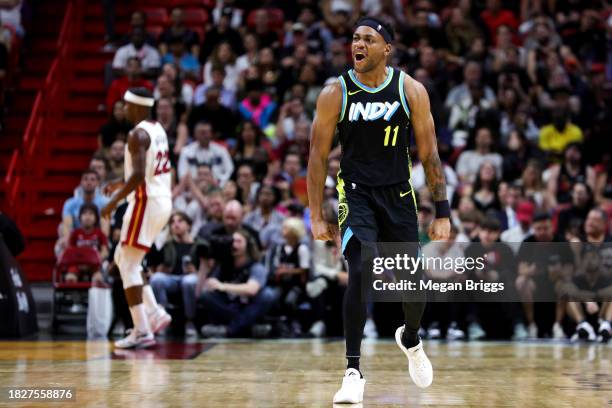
left=307, top=81, right=342, bottom=241
left=101, top=129, right=151, bottom=219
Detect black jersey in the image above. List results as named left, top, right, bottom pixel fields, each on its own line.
left=336, top=67, right=412, bottom=187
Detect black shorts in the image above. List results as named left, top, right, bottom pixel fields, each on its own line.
left=338, top=177, right=418, bottom=253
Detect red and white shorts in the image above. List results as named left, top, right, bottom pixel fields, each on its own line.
left=120, top=186, right=172, bottom=251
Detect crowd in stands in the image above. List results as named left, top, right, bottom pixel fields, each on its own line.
left=56, top=0, right=611, bottom=342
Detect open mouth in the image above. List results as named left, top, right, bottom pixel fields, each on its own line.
left=354, top=53, right=366, bottom=62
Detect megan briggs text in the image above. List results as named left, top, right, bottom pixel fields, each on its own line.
left=373, top=279, right=505, bottom=293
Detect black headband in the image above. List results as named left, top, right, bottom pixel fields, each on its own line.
left=355, top=18, right=393, bottom=43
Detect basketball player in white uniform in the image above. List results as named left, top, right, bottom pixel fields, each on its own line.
left=101, top=88, right=173, bottom=349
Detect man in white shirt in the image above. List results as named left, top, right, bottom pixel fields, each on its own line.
left=177, top=121, right=234, bottom=186
left=113, top=27, right=161, bottom=78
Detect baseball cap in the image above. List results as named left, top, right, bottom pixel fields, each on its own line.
left=516, top=200, right=535, bottom=223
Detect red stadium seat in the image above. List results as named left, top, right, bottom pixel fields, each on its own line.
left=191, top=26, right=205, bottom=43
left=170, top=0, right=212, bottom=7
left=147, top=25, right=165, bottom=40
left=183, top=8, right=208, bottom=27
left=246, top=8, right=284, bottom=31
left=143, top=7, right=169, bottom=26
left=55, top=246, right=102, bottom=281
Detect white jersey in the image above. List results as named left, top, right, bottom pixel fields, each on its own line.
left=125, top=120, right=172, bottom=201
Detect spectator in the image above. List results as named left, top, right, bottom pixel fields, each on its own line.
left=563, top=250, right=611, bottom=343
left=276, top=98, right=309, bottom=144
left=594, top=160, right=612, bottom=207
left=177, top=121, right=234, bottom=186
left=479, top=0, right=519, bottom=46
left=233, top=120, right=274, bottom=171
left=516, top=212, right=574, bottom=338
left=198, top=200, right=260, bottom=252
left=448, top=81, right=497, bottom=147
left=150, top=212, right=201, bottom=334
left=117, top=11, right=157, bottom=47
left=501, top=200, right=535, bottom=248
left=158, top=63, right=194, bottom=109
left=501, top=130, right=543, bottom=182
left=107, top=139, right=125, bottom=180
left=153, top=74, right=186, bottom=121
left=555, top=182, right=594, bottom=241
left=201, top=7, right=244, bottom=63
left=545, top=143, right=595, bottom=208
left=471, top=161, right=501, bottom=214
left=265, top=217, right=310, bottom=336
left=455, top=127, right=503, bottom=183
left=161, top=35, right=200, bottom=80
left=98, top=101, right=131, bottom=152
left=159, top=8, right=200, bottom=57
left=66, top=203, right=109, bottom=283
left=112, top=27, right=161, bottom=78
left=59, top=171, right=109, bottom=251
left=89, top=155, right=111, bottom=190
left=193, top=64, right=236, bottom=109
left=244, top=185, right=285, bottom=248
left=519, top=160, right=546, bottom=209
left=203, top=41, right=240, bottom=92
left=106, top=57, right=153, bottom=113
left=445, top=61, right=496, bottom=110
left=235, top=163, right=260, bottom=208
left=188, top=86, right=237, bottom=139
left=238, top=79, right=277, bottom=129
left=538, top=100, right=583, bottom=157
left=497, top=182, right=522, bottom=231
left=198, top=229, right=276, bottom=338
left=250, top=8, right=280, bottom=49
left=235, top=32, right=259, bottom=75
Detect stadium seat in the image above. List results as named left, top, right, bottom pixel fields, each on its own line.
left=246, top=8, right=284, bottom=31
left=170, top=0, right=213, bottom=8
left=191, top=26, right=205, bottom=43
left=143, top=7, right=169, bottom=26
left=147, top=25, right=165, bottom=40
left=183, top=8, right=208, bottom=26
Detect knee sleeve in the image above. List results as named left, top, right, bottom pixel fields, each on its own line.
left=114, top=244, right=145, bottom=289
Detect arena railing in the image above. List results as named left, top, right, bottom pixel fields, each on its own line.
left=4, top=0, right=83, bottom=227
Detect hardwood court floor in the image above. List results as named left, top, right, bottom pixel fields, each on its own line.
left=0, top=339, right=609, bottom=407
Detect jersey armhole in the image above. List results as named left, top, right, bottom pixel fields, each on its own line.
left=398, top=71, right=411, bottom=120
left=338, top=76, right=348, bottom=123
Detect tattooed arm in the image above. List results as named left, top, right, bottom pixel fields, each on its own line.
left=405, top=74, right=451, bottom=240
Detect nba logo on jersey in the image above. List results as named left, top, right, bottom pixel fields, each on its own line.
left=348, top=101, right=400, bottom=122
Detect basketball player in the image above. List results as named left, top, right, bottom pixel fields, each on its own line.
left=307, top=18, right=451, bottom=403
left=101, top=88, right=173, bottom=349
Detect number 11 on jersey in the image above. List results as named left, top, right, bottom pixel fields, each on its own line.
left=383, top=125, right=399, bottom=147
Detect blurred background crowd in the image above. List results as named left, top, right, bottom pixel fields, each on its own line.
left=53, top=0, right=611, bottom=342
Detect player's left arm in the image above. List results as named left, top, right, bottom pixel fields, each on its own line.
left=101, top=129, right=151, bottom=219
left=405, top=75, right=451, bottom=241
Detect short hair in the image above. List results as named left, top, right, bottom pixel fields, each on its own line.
left=79, top=203, right=100, bottom=226
left=283, top=217, right=306, bottom=241
left=481, top=217, right=502, bottom=232
left=82, top=169, right=100, bottom=181
left=171, top=211, right=193, bottom=227
left=533, top=212, right=551, bottom=223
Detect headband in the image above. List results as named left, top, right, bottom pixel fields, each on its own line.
left=355, top=18, right=393, bottom=43
left=124, top=90, right=155, bottom=107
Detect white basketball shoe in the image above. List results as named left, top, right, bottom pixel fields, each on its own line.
left=395, top=326, right=433, bottom=388
left=148, top=306, right=172, bottom=334
left=333, top=368, right=366, bottom=404
left=114, top=329, right=155, bottom=349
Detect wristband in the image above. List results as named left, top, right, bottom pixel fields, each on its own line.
left=434, top=200, right=451, bottom=219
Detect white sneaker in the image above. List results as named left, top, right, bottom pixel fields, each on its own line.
left=363, top=318, right=378, bottom=339
left=552, top=322, right=565, bottom=339
left=468, top=322, right=486, bottom=340
left=575, top=321, right=596, bottom=341
left=527, top=323, right=538, bottom=339
left=309, top=320, right=326, bottom=337
left=395, top=326, right=433, bottom=388
left=446, top=323, right=465, bottom=341
left=597, top=320, right=610, bottom=343
left=333, top=368, right=365, bottom=404
left=114, top=329, right=155, bottom=349
left=512, top=323, right=528, bottom=340
left=148, top=307, right=172, bottom=334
